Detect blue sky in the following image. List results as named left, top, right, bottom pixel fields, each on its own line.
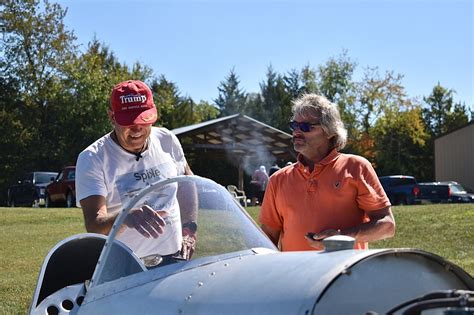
left=57, top=0, right=473, bottom=110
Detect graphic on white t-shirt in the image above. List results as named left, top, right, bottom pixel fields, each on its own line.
left=115, top=162, right=183, bottom=257
left=76, top=127, right=188, bottom=257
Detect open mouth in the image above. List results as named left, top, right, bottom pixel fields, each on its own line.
left=129, top=134, right=143, bottom=140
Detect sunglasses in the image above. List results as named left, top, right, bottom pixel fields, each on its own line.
left=289, top=121, right=320, bottom=132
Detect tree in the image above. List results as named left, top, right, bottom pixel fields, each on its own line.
left=317, top=51, right=358, bottom=152
left=358, top=68, right=407, bottom=133
left=300, top=64, right=319, bottom=95
left=354, top=68, right=408, bottom=160
left=0, top=0, right=78, bottom=204
left=317, top=50, right=356, bottom=105
left=151, top=75, right=182, bottom=128
left=372, top=106, right=430, bottom=179
left=194, top=100, right=219, bottom=122
left=354, top=67, right=432, bottom=179
left=280, top=69, right=301, bottom=130
left=258, top=65, right=289, bottom=129
left=423, top=84, right=470, bottom=137
left=243, top=92, right=263, bottom=121
left=423, top=83, right=455, bottom=137
left=445, top=102, right=470, bottom=131
left=153, top=76, right=218, bottom=129
left=214, top=68, right=246, bottom=117
left=282, top=65, right=318, bottom=100
left=0, top=78, right=33, bottom=203
left=2, top=0, right=77, bottom=107
left=171, top=97, right=196, bottom=129
left=283, top=69, right=302, bottom=100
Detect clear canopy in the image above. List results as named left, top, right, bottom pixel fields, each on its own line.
left=91, top=175, right=276, bottom=287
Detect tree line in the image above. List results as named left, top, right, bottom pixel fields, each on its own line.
left=0, top=0, right=472, bottom=205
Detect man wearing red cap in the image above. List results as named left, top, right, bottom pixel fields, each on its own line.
left=76, top=80, right=196, bottom=260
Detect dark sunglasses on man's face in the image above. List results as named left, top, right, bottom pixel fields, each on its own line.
left=289, top=121, right=320, bottom=132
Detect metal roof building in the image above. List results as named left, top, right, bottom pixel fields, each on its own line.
left=434, top=121, right=474, bottom=189
left=172, top=114, right=296, bottom=190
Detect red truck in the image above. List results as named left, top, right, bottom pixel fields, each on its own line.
left=45, top=166, right=76, bottom=208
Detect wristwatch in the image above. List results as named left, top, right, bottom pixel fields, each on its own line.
left=182, top=221, right=198, bottom=233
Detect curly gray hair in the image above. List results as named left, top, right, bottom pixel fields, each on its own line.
left=291, top=94, right=347, bottom=150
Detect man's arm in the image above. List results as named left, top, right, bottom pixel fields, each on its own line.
left=80, top=195, right=117, bottom=235
left=261, top=223, right=281, bottom=247
left=179, top=163, right=197, bottom=224
left=306, top=206, right=395, bottom=247
left=178, top=162, right=198, bottom=259
left=343, top=206, right=395, bottom=242
left=81, top=195, right=171, bottom=238
left=184, top=163, right=193, bottom=176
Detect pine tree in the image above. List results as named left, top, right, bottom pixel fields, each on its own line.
left=214, top=68, right=246, bottom=117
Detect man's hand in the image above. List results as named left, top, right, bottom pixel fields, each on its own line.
left=305, top=229, right=340, bottom=248
left=124, top=205, right=168, bottom=238
left=180, top=221, right=197, bottom=260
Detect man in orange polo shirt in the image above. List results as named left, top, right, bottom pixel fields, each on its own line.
left=259, top=94, right=395, bottom=251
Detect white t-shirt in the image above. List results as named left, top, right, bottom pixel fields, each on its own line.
left=76, top=127, right=187, bottom=257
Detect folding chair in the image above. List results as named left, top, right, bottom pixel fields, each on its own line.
left=227, top=185, right=248, bottom=207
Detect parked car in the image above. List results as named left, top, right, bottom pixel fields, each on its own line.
left=417, top=182, right=450, bottom=203
left=45, top=166, right=76, bottom=208
left=443, top=181, right=474, bottom=203
left=378, top=175, right=420, bottom=205
left=418, top=181, right=474, bottom=204
left=7, top=171, right=58, bottom=207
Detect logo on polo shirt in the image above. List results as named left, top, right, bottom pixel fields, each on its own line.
left=334, top=181, right=341, bottom=189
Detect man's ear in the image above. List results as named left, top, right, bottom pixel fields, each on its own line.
left=107, top=109, right=115, bottom=123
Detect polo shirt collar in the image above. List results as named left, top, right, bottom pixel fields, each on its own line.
left=296, top=148, right=340, bottom=170
left=318, top=148, right=340, bottom=165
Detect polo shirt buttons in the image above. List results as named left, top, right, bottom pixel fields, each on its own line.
left=308, top=178, right=317, bottom=192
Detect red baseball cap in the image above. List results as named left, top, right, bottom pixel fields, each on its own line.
left=110, top=80, right=158, bottom=126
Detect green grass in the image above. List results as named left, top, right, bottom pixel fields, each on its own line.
left=0, top=208, right=85, bottom=315
left=1, top=204, right=473, bottom=314
left=194, top=209, right=251, bottom=257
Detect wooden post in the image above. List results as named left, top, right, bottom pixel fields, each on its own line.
left=238, top=163, right=244, bottom=191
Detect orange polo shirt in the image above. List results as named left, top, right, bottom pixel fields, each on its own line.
left=259, top=149, right=391, bottom=251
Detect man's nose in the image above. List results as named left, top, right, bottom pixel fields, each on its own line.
left=129, top=125, right=143, bottom=132
left=292, top=127, right=304, bottom=135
